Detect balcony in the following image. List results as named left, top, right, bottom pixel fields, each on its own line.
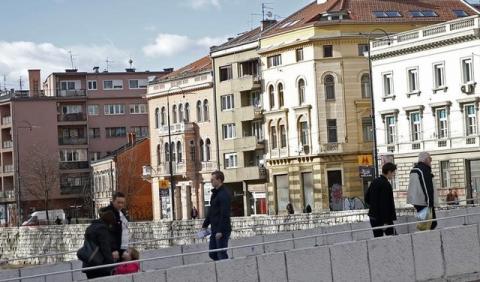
left=321, top=143, right=344, bottom=154
left=223, top=166, right=267, bottom=182
left=237, top=106, right=263, bottom=121
left=2, top=140, right=13, bottom=149
left=231, top=75, right=261, bottom=92
left=3, top=164, right=13, bottom=173
left=233, top=136, right=264, bottom=151
left=56, top=89, right=86, bottom=97
left=58, top=137, right=88, bottom=145
left=157, top=122, right=194, bottom=136
left=201, top=161, right=216, bottom=172
left=2, top=116, right=11, bottom=126
left=157, top=163, right=187, bottom=176
left=57, top=113, right=87, bottom=122
left=0, top=190, right=15, bottom=202
left=59, top=161, right=89, bottom=170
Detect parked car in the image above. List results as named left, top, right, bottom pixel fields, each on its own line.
left=22, top=209, right=65, bottom=226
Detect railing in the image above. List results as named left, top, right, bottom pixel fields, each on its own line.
left=58, top=137, right=87, bottom=145
left=201, top=161, right=216, bottom=172
left=422, top=25, right=446, bottom=37
left=322, top=143, right=342, bottom=153
left=3, top=164, right=13, bottom=173
left=59, top=161, right=89, bottom=170
left=450, top=17, right=476, bottom=31
left=1, top=116, right=11, bottom=126
left=2, top=140, right=12, bottom=149
left=158, top=122, right=194, bottom=135
left=57, top=113, right=86, bottom=122
left=159, top=163, right=186, bottom=175
left=56, top=89, right=86, bottom=97
left=397, top=31, right=419, bottom=43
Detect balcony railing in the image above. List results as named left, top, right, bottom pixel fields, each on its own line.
left=57, top=113, right=86, bottom=122
left=60, top=185, right=84, bottom=195
left=2, top=140, right=13, bottom=149
left=2, top=116, right=11, bottom=126
left=0, top=190, right=15, bottom=201
left=58, top=137, right=87, bottom=145
left=201, top=161, right=216, bottom=172
left=59, top=161, right=89, bottom=170
left=321, top=143, right=343, bottom=153
left=3, top=164, right=13, bottom=173
left=56, top=89, right=86, bottom=97
left=158, top=122, right=194, bottom=136
left=158, top=163, right=186, bottom=175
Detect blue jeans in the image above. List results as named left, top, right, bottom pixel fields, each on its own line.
left=208, top=232, right=230, bottom=261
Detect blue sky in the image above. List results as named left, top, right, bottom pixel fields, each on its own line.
left=0, top=0, right=309, bottom=88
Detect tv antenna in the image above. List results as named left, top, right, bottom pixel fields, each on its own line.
left=105, top=58, right=114, bottom=72
left=68, top=50, right=76, bottom=69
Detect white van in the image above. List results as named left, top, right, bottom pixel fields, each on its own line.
left=22, top=209, right=66, bottom=226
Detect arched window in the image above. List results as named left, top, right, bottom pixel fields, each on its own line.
left=177, top=141, right=182, bottom=163
left=157, top=144, right=161, bottom=166
left=197, top=100, right=202, bottom=122
left=199, top=139, right=205, bottom=162
left=361, top=74, right=371, bottom=98
left=185, top=103, right=190, bottom=122
left=298, top=79, right=305, bottom=105
left=279, top=121, right=287, bottom=148
left=172, top=105, right=177, bottom=124
left=189, top=140, right=196, bottom=161
left=270, top=123, right=278, bottom=149
left=164, top=142, right=170, bottom=162
left=161, top=107, right=166, bottom=126
left=154, top=108, right=159, bottom=128
left=203, top=99, right=209, bottom=121
left=278, top=83, right=284, bottom=108
left=269, top=85, right=275, bottom=109
left=298, top=115, right=310, bottom=154
left=206, top=138, right=211, bottom=161
left=171, top=142, right=176, bottom=163
left=324, top=75, right=335, bottom=100
left=178, top=104, right=184, bottom=123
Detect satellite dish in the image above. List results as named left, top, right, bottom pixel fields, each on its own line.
left=266, top=11, right=273, bottom=18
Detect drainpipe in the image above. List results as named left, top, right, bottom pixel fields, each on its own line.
left=211, top=57, right=221, bottom=170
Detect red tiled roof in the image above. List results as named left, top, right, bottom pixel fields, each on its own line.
left=159, top=55, right=212, bottom=81
left=263, top=0, right=478, bottom=37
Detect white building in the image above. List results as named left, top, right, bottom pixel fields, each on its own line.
left=371, top=15, right=480, bottom=206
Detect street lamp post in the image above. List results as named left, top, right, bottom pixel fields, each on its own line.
left=366, top=28, right=392, bottom=178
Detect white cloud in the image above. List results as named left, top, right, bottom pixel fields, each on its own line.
left=143, top=33, right=226, bottom=58
left=185, top=0, right=220, bottom=9
left=0, top=41, right=129, bottom=89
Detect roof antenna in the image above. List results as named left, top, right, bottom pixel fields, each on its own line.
left=105, top=58, right=113, bottom=72
left=68, top=50, right=76, bottom=69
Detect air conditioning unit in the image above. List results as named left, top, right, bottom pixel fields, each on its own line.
left=461, top=84, right=475, bottom=94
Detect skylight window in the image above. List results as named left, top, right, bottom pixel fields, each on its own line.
left=453, top=10, right=468, bottom=17
left=374, top=11, right=402, bottom=18
left=410, top=10, right=438, bottom=17
left=281, top=21, right=292, bottom=28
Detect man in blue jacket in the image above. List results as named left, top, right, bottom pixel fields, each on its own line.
left=202, top=170, right=232, bottom=261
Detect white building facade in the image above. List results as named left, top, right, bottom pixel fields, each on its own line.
left=372, top=16, right=480, bottom=206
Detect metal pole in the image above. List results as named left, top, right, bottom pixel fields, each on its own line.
left=167, top=93, right=175, bottom=220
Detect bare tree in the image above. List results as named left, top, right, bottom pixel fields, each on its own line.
left=22, top=147, right=59, bottom=224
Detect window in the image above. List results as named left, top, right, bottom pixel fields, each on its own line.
left=269, top=85, right=275, bottom=109
left=206, top=138, right=211, bottom=161
left=105, top=127, right=126, bottom=138
left=280, top=124, right=287, bottom=148
left=222, top=123, right=236, bottom=139
left=221, top=95, right=234, bottom=111
left=88, top=128, right=100, bottom=139
left=453, top=10, right=468, bottom=17
left=60, top=81, right=76, bottom=90
left=465, top=104, right=477, bottom=136
left=407, top=68, right=419, bottom=92
left=358, top=44, right=369, bottom=56
left=327, top=119, right=338, bottom=143
left=176, top=141, right=182, bottom=163
left=103, top=80, right=123, bottom=90
left=251, top=91, right=261, bottom=108
left=300, top=121, right=309, bottom=146
left=178, top=104, right=184, bottom=122
left=172, top=105, right=177, bottom=124
left=296, top=48, right=304, bottom=62
left=298, top=79, right=306, bottom=105
left=87, top=105, right=99, bottom=116
left=271, top=126, right=277, bottom=149
left=239, top=60, right=258, bottom=77
left=383, top=72, right=393, bottom=96
left=199, top=139, right=205, bottom=161
left=361, top=74, right=371, bottom=98
left=129, top=104, right=147, bottom=114
left=128, top=79, right=147, bottom=89
left=278, top=83, right=284, bottom=108
left=410, top=112, right=422, bottom=142
left=267, top=55, right=282, bottom=68
left=362, top=118, right=373, bottom=142
left=156, top=145, right=161, bottom=166
left=104, top=104, right=125, bottom=115
left=189, top=140, right=196, bottom=161
left=323, top=45, right=333, bottom=58
left=61, top=105, right=82, bottom=114
left=325, top=75, right=335, bottom=100
left=171, top=142, right=176, bottom=163
left=185, top=103, right=190, bottom=122
left=160, top=107, right=166, bottom=126
left=87, top=80, right=97, bottom=90
left=436, top=108, right=448, bottom=139
left=132, top=126, right=148, bottom=138
left=90, top=152, right=101, bottom=161
left=410, top=10, right=438, bottom=17
left=252, top=120, right=264, bottom=141
left=462, top=58, right=473, bottom=84
left=165, top=143, right=170, bottom=162
left=219, top=65, right=233, bottom=82
left=373, top=11, right=402, bottom=18
left=224, top=153, right=238, bottom=169
left=440, top=161, right=451, bottom=188
left=433, top=63, right=445, bottom=88
left=203, top=99, right=209, bottom=121
left=196, top=101, right=202, bottom=122
left=386, top=116, right=396, bottom=144
left=59, top=149, right=87, bottom=162
left=155, top=108, right=159, bottom=128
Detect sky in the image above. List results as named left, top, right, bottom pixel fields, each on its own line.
left=0, top=0, right=311, bottom=89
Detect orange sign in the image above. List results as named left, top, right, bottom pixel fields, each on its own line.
left=159, top=180, right=170, bottom=189
left=358, top=155, right=373, bottom=166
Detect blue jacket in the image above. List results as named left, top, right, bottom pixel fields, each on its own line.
left=202, top=185, right=232, bottom=234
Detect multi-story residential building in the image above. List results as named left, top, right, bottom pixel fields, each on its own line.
left=146, top=56, right=216, bottom=220
left=210, top=24, right=274, bottom=217
left=372, top=15, right=480, bottom=207
left=0, top=67, right=169, bottom=226
left=258, top=0, right=475, bottom=214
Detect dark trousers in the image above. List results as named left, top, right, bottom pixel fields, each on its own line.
left=369, top=217, right=395, bottom=238
left=208, top=232, right=230, bottom=261
left=414, top=205, right=437, bottom=230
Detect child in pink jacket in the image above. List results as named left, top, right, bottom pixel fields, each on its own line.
left=114, top=247, right=140, bottom=275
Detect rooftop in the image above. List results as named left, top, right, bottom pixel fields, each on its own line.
left=155, top=55, right=212, bottom=82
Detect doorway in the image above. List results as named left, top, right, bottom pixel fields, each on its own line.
left=327, top=170, right=343, bottom=211
left=466, top=159, right=480, bottom=204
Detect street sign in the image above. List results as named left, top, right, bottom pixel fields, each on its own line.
left=358, top=155, right=373, bottom=166
left=359, top=166, right=374, bottom=178
left=159, top=179, right=170, bottom=189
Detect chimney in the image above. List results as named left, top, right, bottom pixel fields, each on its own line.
left=93, top=66, right=99, bottom=73
left=261, top=19, right=277, bottom=31
left=28, top=69, right=41, bottom=97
